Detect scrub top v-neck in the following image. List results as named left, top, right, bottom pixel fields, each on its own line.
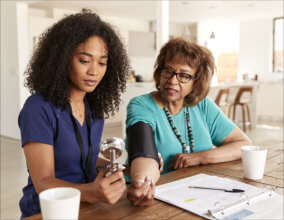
left=18, top=93, right=104, bottom=218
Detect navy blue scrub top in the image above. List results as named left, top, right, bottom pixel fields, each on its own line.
left=18, top=93, right=104, bottom=218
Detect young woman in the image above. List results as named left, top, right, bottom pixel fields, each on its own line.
left=18, top=10, right=129, bottom=218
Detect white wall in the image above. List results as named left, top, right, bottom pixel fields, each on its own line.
left=238, top=18, right=273, bottom=81
left=17, top=4, right=31, bottom=109
left=1, top=2, right=29, bottom=139
left=257, top=82, right=283, bottom=120
left=29, top=16, right=55, bottom=53
left=102, top=15, right=156, bottom=82
left=102, top=15, right=149, bottom=45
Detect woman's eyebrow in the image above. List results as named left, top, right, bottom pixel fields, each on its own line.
left=165, top=65, right=190, bottom=73
left=180, top=69, right=190, bottom=73
left=79, top=52, right=92, bottom=57
left=79, top=52, right=108, bottom=59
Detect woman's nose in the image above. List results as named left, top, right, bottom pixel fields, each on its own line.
left=88, top=63, right=99, bottom=76
left=168, top=73, right=178, bottom=84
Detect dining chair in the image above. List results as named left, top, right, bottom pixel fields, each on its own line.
left=214, top=88, right=230, bottom=115
left=228, top=87, right=253, bottom=132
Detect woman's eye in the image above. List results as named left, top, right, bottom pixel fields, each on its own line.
left=79, top=59, right=90, bottom=64
left=165, top=69, right=172, bottom=74
left=179, top=73, right=190, bottom=79
left=99, top=62, right=107, bottom=66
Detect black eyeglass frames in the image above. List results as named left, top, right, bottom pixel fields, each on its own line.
left=160, top=67, right=196, bottom=83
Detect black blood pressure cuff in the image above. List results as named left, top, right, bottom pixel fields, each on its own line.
left=127, top=121, right=159, bottom=166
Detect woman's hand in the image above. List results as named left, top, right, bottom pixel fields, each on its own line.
left=86, top=169, right=126, bottom=204
left=126, top=152, right=163, bottom=206
left=127, top=152, right=163, bottom=206
left=168, top=152, right=204, bottom=169
left=127, top=176, right=155, bottom=206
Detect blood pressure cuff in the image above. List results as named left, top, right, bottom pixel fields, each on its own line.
left=127, top=121, right=159, bottom=166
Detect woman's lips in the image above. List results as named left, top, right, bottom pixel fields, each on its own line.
left=165, top=88, right=178, bottom=95
left=84, top=80, right=97, bottom=86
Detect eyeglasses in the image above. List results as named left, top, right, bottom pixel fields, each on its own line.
left=161, top=67, right=196, bottom=83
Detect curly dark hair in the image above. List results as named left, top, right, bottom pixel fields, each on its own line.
left=153, top=37, right=215, bottom=107
left=25, top=9, right=130, bottom=118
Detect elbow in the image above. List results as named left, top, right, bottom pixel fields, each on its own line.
left=34, top=183, right=44, bottom=195
left=246, top=138, right=253, bottom=146
left=235, top=138, right=252, bottom=160
left=33, top=176, right=52, bottom=195
left=243, top=136, right=253, bottom=147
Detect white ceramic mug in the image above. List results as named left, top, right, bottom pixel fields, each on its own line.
left=39, top=187, right=81, bottom=220
left=241, top=146, right=267, bottom=180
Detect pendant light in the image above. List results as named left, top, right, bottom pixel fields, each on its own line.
left=210, top=31, right=216, bottom=39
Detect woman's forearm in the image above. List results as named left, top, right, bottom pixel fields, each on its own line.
left=95, top=157, right=109, bottom=166
left=130, top=157, right=160, bottom=183
left=201, top=139, right=252, bottom=164
left=200, top=126, right=252, bottom=164
left=34, top=176, right=95, bottom=203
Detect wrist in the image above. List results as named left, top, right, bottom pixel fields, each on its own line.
left=96, top=157, right=109, bottom=166
left=78, top=182, right=96, bottom=203
left=131, top=172, right=159, bottom=184
left=199, top=151, right=210, bottom=165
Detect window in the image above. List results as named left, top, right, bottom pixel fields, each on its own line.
left=206, top=23, right=239, bottom=84
left=217, top=52, right=238, bottom=83
left=273, top=17, right=283, bottom=73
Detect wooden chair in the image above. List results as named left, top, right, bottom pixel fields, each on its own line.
left=228, top=87, right=253, bottom=132
left=215, top=88, right=230, bottom=114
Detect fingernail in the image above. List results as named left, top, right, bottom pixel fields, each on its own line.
left=145, top=181, right=151, bottom=186
left=144, top=176, right=151, bottom=186
left=136, top=179, right=144, bottom=187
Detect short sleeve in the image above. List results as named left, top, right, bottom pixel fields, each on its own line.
left=126, top=96, right=156, bottom=132
left=201, top=97, right=236, bottom=146
left=18, top=95, right=55, bottom=147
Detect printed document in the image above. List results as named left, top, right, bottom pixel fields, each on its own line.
left=155, top=174, right=283, bottom=219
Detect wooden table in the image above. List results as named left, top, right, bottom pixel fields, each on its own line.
left=26, top=139, right=283, bottom=219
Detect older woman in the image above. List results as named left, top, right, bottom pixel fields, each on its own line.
left=126, top=37, right=252, bottom=206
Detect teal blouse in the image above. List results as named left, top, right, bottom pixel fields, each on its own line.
left=126, top=92, right=236, bottom=174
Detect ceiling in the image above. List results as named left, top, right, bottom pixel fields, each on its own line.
left=27, top=0, right=283, bottom=24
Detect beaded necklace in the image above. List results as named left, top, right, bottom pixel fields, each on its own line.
left=164, top=106, right=195, bottom=153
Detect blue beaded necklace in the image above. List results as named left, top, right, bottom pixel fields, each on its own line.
left=164, top=106, right=195, bottom=153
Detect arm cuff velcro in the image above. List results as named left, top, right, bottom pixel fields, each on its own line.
left=127, top=121, right=159, bottom=166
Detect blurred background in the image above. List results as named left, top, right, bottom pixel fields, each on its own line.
left=1, top=1, right=283, bottom=219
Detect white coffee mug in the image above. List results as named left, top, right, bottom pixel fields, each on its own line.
left=39, top=187, right=81, bottom=220
left=241, top=146, right=267, bottom=180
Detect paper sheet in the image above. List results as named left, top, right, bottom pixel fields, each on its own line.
left=155, top=174, right=283, bottom=219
